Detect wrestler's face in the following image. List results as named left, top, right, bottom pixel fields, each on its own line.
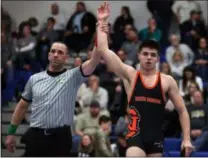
left=48, top=43, right=69, bottom=68
left=139, top=47, right=159, bottom=70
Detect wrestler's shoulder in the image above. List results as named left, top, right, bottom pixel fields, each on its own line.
left=160, top=73, right=176, bottom=84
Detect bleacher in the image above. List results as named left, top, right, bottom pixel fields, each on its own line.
left=2, top=104, right=208, bottom=157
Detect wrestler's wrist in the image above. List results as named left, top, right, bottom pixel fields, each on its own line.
left=7, top=124, right=18, bottom=135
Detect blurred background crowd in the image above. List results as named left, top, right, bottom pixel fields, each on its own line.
left=1, top=0, right=208, bottom=157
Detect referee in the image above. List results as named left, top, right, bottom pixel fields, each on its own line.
left=5, top=42, right=101, bottom=157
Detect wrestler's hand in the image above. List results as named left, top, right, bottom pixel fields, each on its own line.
left=181, top=140, right=194, bottom=157
left=97, top=2, right=110, bottom=21
left=5, top=135, right=16, bottom=153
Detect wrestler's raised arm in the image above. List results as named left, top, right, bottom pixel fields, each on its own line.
left=96, top=2, right=136, bottom=83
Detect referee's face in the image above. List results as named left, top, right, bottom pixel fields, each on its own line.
left=49, top=43, right=69, bottom=68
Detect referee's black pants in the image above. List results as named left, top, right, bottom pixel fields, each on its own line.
left=22, top=126, right=72, bottom=157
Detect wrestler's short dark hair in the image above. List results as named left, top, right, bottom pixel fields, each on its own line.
left=138, top=40, right=160, bottom=55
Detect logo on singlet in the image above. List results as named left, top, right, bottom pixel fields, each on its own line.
left=125, top=106, right=141, bottom=139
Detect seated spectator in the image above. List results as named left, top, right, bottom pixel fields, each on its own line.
left=64, top=1, right=96, bottom=52
left=121, top=29, right=141, bottom=64
left=187, top=91, right=208, bottom=151
left=139, top=17, right=162, bottom=43
left=184, top=82, right=200, bottom=105
left=114, top=111, right=128, bottom=157
left=2, top=6, right=12, bottom=34
left=180, top=10, right=207, bottom=50
left=1, top=30, right=15, bottom=83
left=36, top=17, right=59, bottom=69
left=43, top=3, right=66, bottom=32
left=169, top=50, right=189, bottom=79
left=178, top=66, right=203, bottom=97
left=113, top=6, right=134, bottom=34
left=165, top=34, right=194, bottom=66
left=14, top=21, right=37, bottom=72
left=28, top=17, right=39, bottom=36
left=75, top=100, right=101, bottom=137
left=77, top=75, right=109, bottom=116
left=93, top=115, right=113, bottom=157
left=172, top=0, right=201, bottom=24
left=195, top=37, right=208, bottom=81
left=74, top=57, right=83, bottom=68
left=117, top=49, right=133, bottom=66
left=160, top=62, right=172, bottom=76
left=78, top=134, right=95, bottom=157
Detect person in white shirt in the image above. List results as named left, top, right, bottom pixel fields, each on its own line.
left=166, top=34, right=194, bottom=66
left=42, top=3, right=66, bottom=31
left=169, top=50, right=189, bottom=79
left=172, top=0, right=201, bottom=24
left=77, top=75, right=109, bottom=116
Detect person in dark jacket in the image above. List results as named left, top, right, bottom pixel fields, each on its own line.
left=64, top=2, right=96, bottom=53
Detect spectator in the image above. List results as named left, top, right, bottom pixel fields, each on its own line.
left=113, top=24, right=136, bottom=51
left=165, top=34, right=194, bottom=66
left=43, top=3, right=66, bottom=32
left=94, top=115, right=113, bottom=157
left=147, top=0, right=174, bottom=45
left=78, top=75, right=109, bottom=116
left=191, top=92, right=208, bottom=152
left=28, top=17, right=39, bottom=36
left=139, top=18, right=162, bottom=43
left=117, top=49, right=133, bottom=66
left=114, top=111, right=128, bottom=157
left=187, top=91, right=208, bottom=152
left=183, top=82, right=200, bottom=105
left=74, top=57, right=83, bottom=68
left=121, top=29, right=140, bottom=63
left=78, top=134, right=95, bottom=157
left=75, top=100, right=101, bottom=137
left=195, top=37, right=208, bottom=81
left=1, top=30, right=15, bottom=83
left=172, top=0, right=201, bottom=24
left=160, top=62, right=172, bottom=76
left=2, top=7, right=12, bottom=34
left=15, top=22, right=37, bottom=72
left=36, top=17, right=59, bottom=69
left=180, top=10, right=207, bottom=50
left=169, top=50, right=189, bottom=79
left=113, top=6, right=134, bottom=34
left=178, top=66, right=203, bottom=97
left=64, top=1, right=96, bottom=52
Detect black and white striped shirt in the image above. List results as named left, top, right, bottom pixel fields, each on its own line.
left=21, top=66, right=87, bottom=128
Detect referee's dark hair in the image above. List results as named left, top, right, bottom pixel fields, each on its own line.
left=138, top=40, right=160, bottom=56
left=99, top=115, right=111, bottom=125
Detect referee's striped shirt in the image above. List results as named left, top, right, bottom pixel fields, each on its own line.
left=21, top=66, right=88, bottom=128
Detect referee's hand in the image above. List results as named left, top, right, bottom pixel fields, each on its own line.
left=5, top=135, right=16, bottom=153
